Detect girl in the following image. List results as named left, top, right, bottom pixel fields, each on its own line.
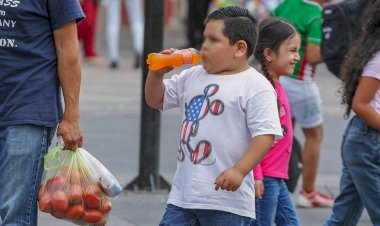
left=252, top=17, right=301, bottom=226
left=324, top=1, right=380, bottom=225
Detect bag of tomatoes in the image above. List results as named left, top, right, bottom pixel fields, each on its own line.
left=38, top=142, right=122, bottom=225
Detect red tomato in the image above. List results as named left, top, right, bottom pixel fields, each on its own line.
left=46, top=176, right=65, bottom=192
left=51, top=190, right=69, bottom=212
left=99, top=198, right=112, bottom=214
left=83, top=185, right=101, bottom=209
left=51, top=211, right=65, bottom=219
left=93, top=217, right=107, bottom=226
left=81, top=209, right=104, bottom=223
left=69, top=184, right=82, bottom=204
left=66, top=204, right=85, bottom=220
left=38, top=192, right=51, bottom=213
left=38, top=183, right=47, bottom=200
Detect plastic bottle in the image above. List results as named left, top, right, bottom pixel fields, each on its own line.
left=146, top=48, right=202, bottom=71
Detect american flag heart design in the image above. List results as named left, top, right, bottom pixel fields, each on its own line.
left=191, top=140, right=212, bottom=164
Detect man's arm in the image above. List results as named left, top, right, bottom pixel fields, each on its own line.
left=54, top=21, right=83, bottom=151
left=306, top=43, right=323, bottom=65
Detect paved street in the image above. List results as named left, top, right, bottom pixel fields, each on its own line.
left=37, top=8, right=372, bottom=226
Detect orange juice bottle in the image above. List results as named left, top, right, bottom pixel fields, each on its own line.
left=146, top=48, right=202, bottom=71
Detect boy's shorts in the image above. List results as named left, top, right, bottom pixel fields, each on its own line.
left=280, top=76, right=323, bottom=128
left=159, top=204, right=253, bottom=226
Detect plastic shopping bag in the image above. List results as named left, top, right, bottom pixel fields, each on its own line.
left=79, top=148, right=122, bottom=197
left=38, top=144, right=122, bottom=225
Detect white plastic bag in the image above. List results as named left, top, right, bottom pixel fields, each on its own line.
left=38, top=144, right=122, bottom=225
left=79, top=148, right=122, bottom=197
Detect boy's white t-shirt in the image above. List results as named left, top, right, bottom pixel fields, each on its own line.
left=162, top=65, right=282, bottom=218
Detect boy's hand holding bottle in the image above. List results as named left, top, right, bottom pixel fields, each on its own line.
left=147, top=48, right=202, bottom=73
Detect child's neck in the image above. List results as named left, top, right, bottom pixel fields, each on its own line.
left=217, top=62, right=250, bottom=75
left=266, top=67, right=280, bottom=81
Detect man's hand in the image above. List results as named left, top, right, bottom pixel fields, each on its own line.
left=254, top=180, right=264, bottom=199
left=214, top=166, right=244, bottom=192
left=57, top=117, right=83, bottom=151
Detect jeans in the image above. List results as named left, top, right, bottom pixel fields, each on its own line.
left=0, top=125, right=55, bottom=226
left=251, top=177, right=300, bottom=226
left=159, top=204, right=253, bottom=226
left=324, top=116, right=380, bottom=226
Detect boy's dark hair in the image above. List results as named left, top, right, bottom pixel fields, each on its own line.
left=206, top=6, right=258, bottom=58
left=254, top=17, right=298, bottom=89
left=340, top=0, right=380, bottom=118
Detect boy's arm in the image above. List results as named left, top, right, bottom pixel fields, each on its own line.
left=145, top=70, right=166, bottom=109
left=214, top=134, right=274, bottom=191
left=145, top=49, right=175, bottom=109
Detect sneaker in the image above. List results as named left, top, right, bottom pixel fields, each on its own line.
left=297, top=189, right=334, bottom=207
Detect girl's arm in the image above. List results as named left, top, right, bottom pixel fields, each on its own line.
left=253, top=164, right=264, bottom=198
left=352, top=76, right=380, bottom=131
left=214, top=134, right=274, bottom=191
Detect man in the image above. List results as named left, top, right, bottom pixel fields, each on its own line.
left=271, top=0, right=334, bottom=207
left=0, top=0, right=84, bottom=225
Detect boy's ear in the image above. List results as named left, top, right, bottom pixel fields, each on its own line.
left=263, top=48, right=273, bottom=63
left=235, top=40, right=248, bottom=57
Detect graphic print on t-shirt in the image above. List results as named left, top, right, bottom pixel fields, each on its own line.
left=0, top=0, right=20, bottom=48
left=178, top=84, right=224, bottom=165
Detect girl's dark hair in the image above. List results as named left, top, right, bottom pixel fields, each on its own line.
left=206, top=6, right=259, bottom=57
left=254, top=17, right=298, bottom=89
left=340, top=0, right=380, bottom=118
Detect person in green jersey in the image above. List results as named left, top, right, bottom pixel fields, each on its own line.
left=271, top=0, right=334, bottom=208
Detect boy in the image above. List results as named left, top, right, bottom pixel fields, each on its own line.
left=145, top=6, right=282, bottom=225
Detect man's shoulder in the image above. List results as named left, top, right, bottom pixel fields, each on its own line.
left=274, top=0, right=321, bottom=13
left=301, top=0, right=322, bottom=13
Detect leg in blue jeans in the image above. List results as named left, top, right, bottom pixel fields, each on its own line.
left=324, top=116, right=380, bottom=226
left=323, top=155, right=364, bottom=226
left=252, top=177, right=299, bottom=226
left=195, top=207, right=253, bottom=226
left=275, top=180, right=300, bottom=226
left=0, top=125, right=55, bottom=226
left=160, top=204, right=253, bottom=226
left=159, top=204, right=200, bottom=226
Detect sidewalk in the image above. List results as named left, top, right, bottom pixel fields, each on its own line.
left=38, top=10, right=372, bottom=226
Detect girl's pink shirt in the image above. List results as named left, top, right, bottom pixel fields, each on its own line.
left=254, top=82, right=293, bottom=180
